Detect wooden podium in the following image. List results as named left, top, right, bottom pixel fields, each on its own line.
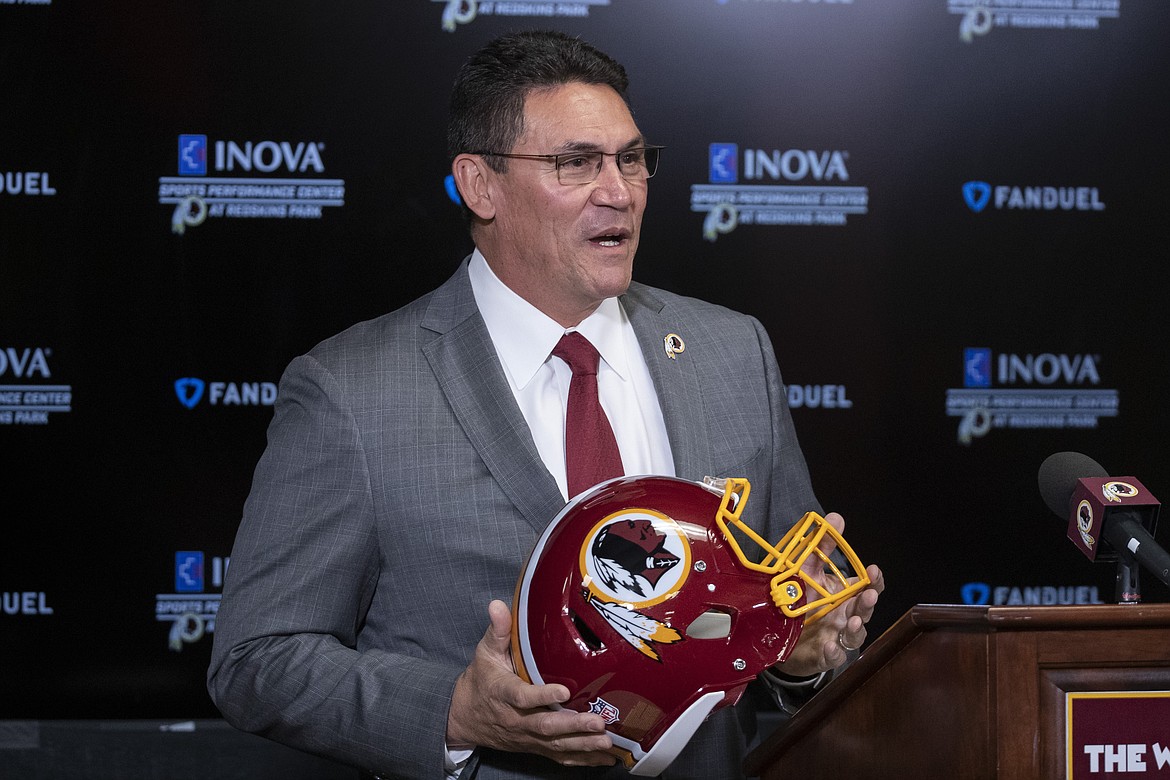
left=745, top=604, right=1170, bottom=778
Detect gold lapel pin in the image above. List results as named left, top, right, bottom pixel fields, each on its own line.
left=664, top=333, right=685, bottom=360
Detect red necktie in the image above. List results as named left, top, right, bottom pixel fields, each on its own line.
left=553, top=332, right=624, bottom=497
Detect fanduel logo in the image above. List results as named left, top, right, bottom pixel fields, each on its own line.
left=0, top=347, right=51, bottom=378
left=787, top=384, right=853, bottom=409
left=961, top=582, right=1104, bottom=606
left=1, top=592, right=54, bottom=616
left=963, top=181, right=1105, bottom=212
left=174, top=378, right=276, bottom=408
left=0, top=172, right=57, bottom=196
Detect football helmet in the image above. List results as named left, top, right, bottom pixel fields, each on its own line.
left=510, top=475, right=869, bottom=775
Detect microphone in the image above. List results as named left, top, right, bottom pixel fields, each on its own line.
left=1038, top=452, right=1169, bottom=599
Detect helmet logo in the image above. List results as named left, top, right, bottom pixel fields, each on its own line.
left=583, top=511, right=691, bottom=605
left=592, top=517, right=680, bottom=595
left=588, top=697, right=621, bottom=724
left=581, top=510, right=692, bottom=661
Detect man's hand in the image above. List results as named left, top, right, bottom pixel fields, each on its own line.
left=776, top=512, right=885, bottom=677
left=446, top=599, right=618, bottom=768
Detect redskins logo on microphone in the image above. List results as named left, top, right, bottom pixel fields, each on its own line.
left=1103, top=481, right=1139, bottom=503
left=579, top=510, right=692, bottom=661
left=1076, top=499, right=1096, bottom=549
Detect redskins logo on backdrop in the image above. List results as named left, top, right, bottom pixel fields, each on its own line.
left=433, top=0, right=615, bottom=32
left=948, top=0, right=1122, bottom=42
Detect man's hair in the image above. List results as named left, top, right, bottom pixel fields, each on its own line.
left=447, top=30, right=631, bottom=173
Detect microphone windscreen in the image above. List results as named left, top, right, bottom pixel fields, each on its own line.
left=1038, top=451, right=1108, bottom=518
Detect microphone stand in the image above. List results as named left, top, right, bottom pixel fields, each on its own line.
left=1115, top=554, right=1141, bottom=604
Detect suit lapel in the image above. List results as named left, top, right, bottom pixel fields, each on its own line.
left=420, top=262, right=566, bottom=534
left=622, top=283, right=714, bottom=481
left=418, top=264, right=715, bottom=531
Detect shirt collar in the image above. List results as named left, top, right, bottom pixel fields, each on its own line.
left=468, top=249, right=631, bottom=390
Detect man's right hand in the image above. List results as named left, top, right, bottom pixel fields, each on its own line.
left=446, top=599, right=618, bottom=768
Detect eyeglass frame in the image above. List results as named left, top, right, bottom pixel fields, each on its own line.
left=470, top=145, right=664, bottom=185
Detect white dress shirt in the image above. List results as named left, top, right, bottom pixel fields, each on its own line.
left=468, top=249, right=675, bottom=500
left=440, top=251, right=676, bottom=777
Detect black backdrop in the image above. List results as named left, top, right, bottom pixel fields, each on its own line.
left=3, top=0, right=1168, bottom=724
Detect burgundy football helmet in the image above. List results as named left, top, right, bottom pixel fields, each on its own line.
left=511, top=475, right=869, bottom=775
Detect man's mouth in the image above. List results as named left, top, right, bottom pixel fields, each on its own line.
left=590, top=231, right=629, bottom=248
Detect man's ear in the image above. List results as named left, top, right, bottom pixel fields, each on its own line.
left=451, top=154, right=497, bottom=221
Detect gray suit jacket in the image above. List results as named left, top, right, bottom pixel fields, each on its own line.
left=208, top=260, right=821, bottom=779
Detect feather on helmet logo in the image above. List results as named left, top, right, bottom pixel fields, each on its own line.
left=579, top=510, right=691, bottom=661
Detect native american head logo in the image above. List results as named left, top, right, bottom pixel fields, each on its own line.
left=580, top=510, right=691, bottom=661
left=1103, top=481, right=1139, bottom=503
left=591, top=517, right=681, bottom=597
left=1076, top=499, right=1096, bottom=549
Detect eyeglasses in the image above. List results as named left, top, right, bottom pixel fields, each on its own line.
left=474, top=145, right=663, bottom=185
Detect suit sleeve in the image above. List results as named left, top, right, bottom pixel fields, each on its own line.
left=207, top=353, right=457, bottom=778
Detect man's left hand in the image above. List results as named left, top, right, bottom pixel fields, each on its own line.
left=775, top=512, right=885, bottom=677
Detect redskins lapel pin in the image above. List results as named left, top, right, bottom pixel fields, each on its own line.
left=664, top=334, right=685, bottom=360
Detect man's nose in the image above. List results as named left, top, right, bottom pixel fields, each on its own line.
left=591, top=157, right=634, bottom=206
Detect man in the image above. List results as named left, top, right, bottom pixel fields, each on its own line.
left=208, top=29, right=883, bottom=779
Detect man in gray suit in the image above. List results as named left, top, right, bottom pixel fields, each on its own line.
left=208, top=29, right=884, bottom=779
